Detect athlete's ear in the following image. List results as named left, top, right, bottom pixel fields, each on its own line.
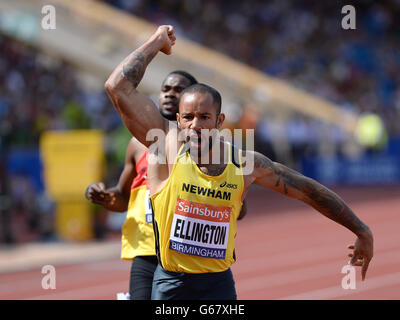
left=216, top=113, right=225, bottom=129
left=176, top=113, right=181, bottom=129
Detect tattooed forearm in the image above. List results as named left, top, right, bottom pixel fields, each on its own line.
left=122, top=49, right=157, bottom=88
left=273, top=163, right=369, bottom=236
left=306, top=183, right=368, bottom=235
left=254, top=154, right=274, bottom=170
left=273, top=163, right=307, bottom=195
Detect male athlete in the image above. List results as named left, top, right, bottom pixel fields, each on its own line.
left=85, top=70, right=198, bottom=299
left=105, top=25, right=373, bottom=300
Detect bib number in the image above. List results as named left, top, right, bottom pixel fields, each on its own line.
left=144, top=189, right=153, bottom=223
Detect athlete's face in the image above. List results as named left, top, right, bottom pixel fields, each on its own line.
left=158, top=74, right=191, bottom=121
left=177, top=92, right=225, bottom=153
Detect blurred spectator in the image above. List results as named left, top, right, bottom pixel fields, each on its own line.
left=0, top=35, right=126, bottom=244
left=102, top=0, right=400, bottom=138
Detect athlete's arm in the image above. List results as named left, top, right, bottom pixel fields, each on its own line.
left=248, top=151, right=373, bottom=280
left=237, top=199, right=247, bottom=220
left=86, top=139, right=139, bottom=212
left=105, top=25, right=176, bottom=147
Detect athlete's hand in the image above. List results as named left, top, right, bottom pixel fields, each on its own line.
left=153, top=25, right=176, bottom=55
left=85, top=182, right=116, bottom=206
left=347, top=229, right=374, bottom=281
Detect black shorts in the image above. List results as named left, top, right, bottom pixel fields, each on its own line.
left=129, top=255, right=158, bottom=300
left=151, top=264, right=237, bottom=300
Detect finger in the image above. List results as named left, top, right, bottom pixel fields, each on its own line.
left=91, top=194, right=106, bottom=202
left=91, top=189, right=111, bottom=199
left=87, top=188, right=101, bottom=199
left=103, top=193, right=114, bottom=201
left=349, top=254, right=358, bottom=266
left=98, top=182, right=106, bottom=191
left=167, top=25, right=174, bottom=34
left=91, top=183, right=104, bottom=193
left=361, top=258, right=371, bottom=281
left=92, top=192, right=114, bottom=204
left=352, top=260, right=363, bottom=267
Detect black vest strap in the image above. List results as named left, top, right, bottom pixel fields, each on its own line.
left=179, top=142, right=190, bottom=156
left=150, top=198, right=163, bottom=268
left=231, top=143, right=241, bottom=168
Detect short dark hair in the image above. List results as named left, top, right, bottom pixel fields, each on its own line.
left=178, top=83, right=222, bottom=114
left=168, top=70, right=198, bottom=86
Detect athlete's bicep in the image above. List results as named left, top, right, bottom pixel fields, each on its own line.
left=252, top=152, right=305, bottom=201
left=109, top=89, right=168, bottom=147
left=104, top=45, right=168, bottom=147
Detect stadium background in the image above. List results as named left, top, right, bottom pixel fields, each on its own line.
left=0, top=0, right=399, bottom=299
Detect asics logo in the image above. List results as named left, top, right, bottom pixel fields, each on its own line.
left=219, top=181, right=237, bottom=189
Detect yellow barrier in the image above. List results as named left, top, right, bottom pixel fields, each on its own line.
left=40, top=130, right=105, bottom=241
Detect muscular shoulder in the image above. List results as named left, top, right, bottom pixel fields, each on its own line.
left=127, top=137, right=147, bottom=163
left=236, top=150, right=275, bottom=188
left=241, top=150, right=275, bottom=173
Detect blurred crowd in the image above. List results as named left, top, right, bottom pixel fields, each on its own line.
left=2, top=0, right=400, bottom=243
left=0, top=35, right=128, bottom=244
left=106, top=0, right=400, bottom=137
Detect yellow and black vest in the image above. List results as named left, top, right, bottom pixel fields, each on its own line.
left=150, top=142, right=244, bottom=273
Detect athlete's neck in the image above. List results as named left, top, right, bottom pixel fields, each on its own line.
left=190, top=140, right=228, bottom=175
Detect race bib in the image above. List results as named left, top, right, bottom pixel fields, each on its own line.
left=169, top=198, right=231, bottom=259
left=144, top=189, right=153, bottom=223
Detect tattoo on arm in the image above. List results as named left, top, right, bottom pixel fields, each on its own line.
left=254, top=154, right=274, bottom=170
left=273, top=164, right=305, bottom=195
left=122, top=50, right=157, bottom=88
left=254, top=153, right=368, bottom=235
left=275, top=163, right=368, bottom=235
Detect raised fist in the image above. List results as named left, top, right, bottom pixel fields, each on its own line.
left=154, top=25, right=176, bottom=55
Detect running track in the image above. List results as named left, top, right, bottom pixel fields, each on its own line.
left=1, top=186, right=399, bottom=300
